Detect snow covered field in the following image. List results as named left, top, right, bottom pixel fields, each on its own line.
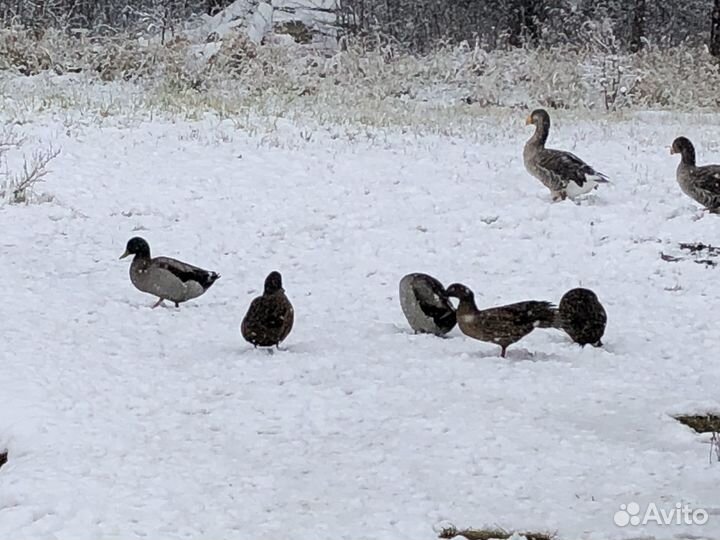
left=2, top=104, right=720, bottom=539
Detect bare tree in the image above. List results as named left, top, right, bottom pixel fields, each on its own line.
left=711, top=0, right=720, bottom=57
left=509, top=0, right=541, bottom=48
left=630, top=0, right=647, bottom=52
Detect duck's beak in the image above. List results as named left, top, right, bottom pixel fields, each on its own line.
left=525, top=115, right=533, bottom=126
left=669, top=146, right=676, bottom=155
left=119, top=249, right=131, bottom=260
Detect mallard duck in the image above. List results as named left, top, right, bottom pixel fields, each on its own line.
left=558, top=287, right=607, bottom=347
left=446, top=283, right=559, bottom=357
left=399, top=273, right=456, bottom=336
left=119, top=237, right=220, bottom=308
left=671, top=136, right=720, bottom=213
left=524, top=109, right=609, bottom=201
left=241, top=271, right=294, bottom=348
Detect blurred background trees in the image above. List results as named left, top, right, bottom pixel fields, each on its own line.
left=1, top=0, right=719, bottom=56
left=337, top=0, right=716, bottom=52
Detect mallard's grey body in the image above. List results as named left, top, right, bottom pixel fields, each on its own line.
left=524, top=109, right=609, bottom=201
left=241, top=271, right=294, bottom=348
left=447, top=283, right=560, bottom=357
left=120, top=237, right=219, bottom=308
left=399, top=273, right=456, bottom=336
left=671, top=136, right=720, bottom=212
left=558, top=288, right=607, bottom=347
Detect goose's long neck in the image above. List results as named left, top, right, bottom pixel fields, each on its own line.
left=529, top=120, right=549, bottom=147
left=680, top=146, right=696, bottom=167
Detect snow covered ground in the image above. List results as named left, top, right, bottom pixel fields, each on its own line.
left=1, top=106, right=720, bottom=539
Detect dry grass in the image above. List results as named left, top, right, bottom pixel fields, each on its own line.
left=674, top=414, right=720, bottom=464
left=0, top=126, right=59, bottom=204
left=674, top=414, right=720, bottom=433
left=1, top=27, right=720, bottom=134
left=438, top=525, right=555, bottom=540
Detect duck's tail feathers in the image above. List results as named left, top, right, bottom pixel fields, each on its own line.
left=202, top=272, right=221, bottom=289
left=530, top=302, right=563, bottom=329
left=587, top=171, right=610, bottom=183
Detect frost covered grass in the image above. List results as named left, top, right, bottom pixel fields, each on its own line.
left=2, top=27, right=720, bottom=137
left=0, top=126, right=60, bottom=204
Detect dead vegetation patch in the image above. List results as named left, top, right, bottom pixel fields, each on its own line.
left=438, top=525, right=555, bottom=540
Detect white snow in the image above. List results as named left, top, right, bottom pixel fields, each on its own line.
left=1, top=108, right=720, bottom=540
left=247, top=3, right=274, bottom=44
left=200, top=0, right=337, bottom=45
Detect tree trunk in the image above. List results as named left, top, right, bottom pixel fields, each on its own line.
left=629, top=0, right=646, bottom=53
left=207, top=0, right=229, bottom=16
left=711, top=0, right=720, bottom=57
left=509, top=0, right=540, bottom=48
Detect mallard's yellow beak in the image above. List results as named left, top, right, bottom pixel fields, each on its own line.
left=119, top=249, right=131, bottom=260
left=525, top=115, right=533, bottom=125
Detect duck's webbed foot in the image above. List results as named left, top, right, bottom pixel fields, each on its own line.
left=151, top=298, right=167, bottom=309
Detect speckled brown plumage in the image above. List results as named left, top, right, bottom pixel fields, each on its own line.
left=446, top=283, right=560, bottom=357
left=558, top=288, right=607, bottom=347
left=241, top=271, right=294, bottom=348
left=524, top=109, right=609, bottom=201
left=671, top=136, right=720, bottom=212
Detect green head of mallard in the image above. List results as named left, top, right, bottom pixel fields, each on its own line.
left=120, top=236, right=151, bottom=260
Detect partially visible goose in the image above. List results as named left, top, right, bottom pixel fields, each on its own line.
left=446, top=283, right=560, bottom=357
left=671, top=136, right=720, bottom=213
left=524, top=109, right=609, bottom=201
left=558, top=288, right=607, bottom=347
left=399, top=273, right=456, bottom=336
left=120, top=237, right=220, bottom=308
left=241, top=271, right=294, bottom=348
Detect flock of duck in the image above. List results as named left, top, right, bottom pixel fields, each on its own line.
left=118, top=108, right=720, bottom=356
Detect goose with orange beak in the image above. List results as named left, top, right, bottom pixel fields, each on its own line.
left=524, top=109, right=609, bottom=202
left=671, top=136, right=720, bottom=213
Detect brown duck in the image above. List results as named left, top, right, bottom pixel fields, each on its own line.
left=524, top=109, right=609, bottom=201
left=558, top=288, right=607, bottom=347
left=671, top=136, right=720, bottom=213
left=446, top=283, right=559, bottom=357
left=241, top=271, right=294, bottom=348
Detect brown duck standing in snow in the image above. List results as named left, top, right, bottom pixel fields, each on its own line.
left=558, top=288, right=607, bottom=347
left=524, top=109, right=609, bottom=201
left=446, top=283, right=560, bottom=357
left=671, top=136, right=720, bottom=213
left=241, top=271, right=294, bottom=348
